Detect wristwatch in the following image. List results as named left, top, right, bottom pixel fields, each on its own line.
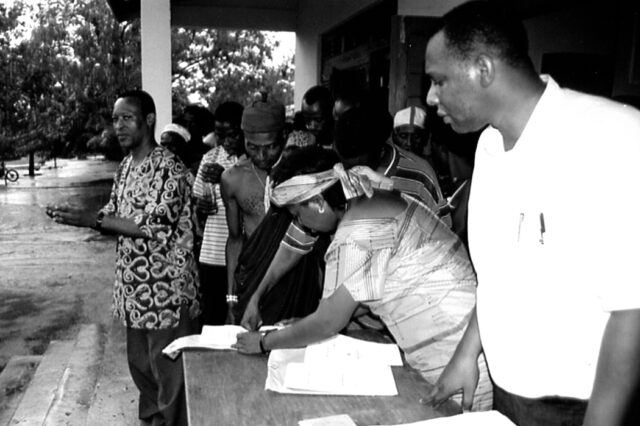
left=93, top=211, right=105, bottom=231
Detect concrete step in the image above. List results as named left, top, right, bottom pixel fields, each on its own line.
left=8, top=324, right=104, bottom=426
left=43, top=324, right=103, bottom=426
left=85, top=320, right=138, bottom=426
left=9, top=340, right=74, bottom=425
left=0, top=356, right=43, bottom=425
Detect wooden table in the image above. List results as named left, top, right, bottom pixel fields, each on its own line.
left=183, top=349, right=460, bottom=426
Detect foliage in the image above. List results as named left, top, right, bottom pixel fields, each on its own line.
left=0, top=0, right=294, bottom=161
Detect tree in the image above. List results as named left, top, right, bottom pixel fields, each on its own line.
left=0, top=0, right=294, bottom=161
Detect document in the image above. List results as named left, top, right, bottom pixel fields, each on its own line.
left=265, top=334, right=402, bottom=395
left=374, top=411, right=516, bottom=426
left=304, top=334, right=403, bottom=366
left=298, top=414, right=357, bottom=426
left=162, top=325, right=247, bottom=360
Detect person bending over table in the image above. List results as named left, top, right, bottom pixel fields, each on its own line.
left=234, top=146, right=492, bottom=411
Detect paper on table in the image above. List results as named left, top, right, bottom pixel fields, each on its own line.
left=304, top=334, right=402, bottom=366
left=284, top=361, right=398, bottom=396
left=298, top=414, right=357, bottom=426
left=162, top=325, right=247, bottom=360
left=372, top=411, right=516, bottom=426
left=265, top=334, right=401, bottom=395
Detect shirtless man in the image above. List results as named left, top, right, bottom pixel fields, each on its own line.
left=220, top=101, right=285, bottom=323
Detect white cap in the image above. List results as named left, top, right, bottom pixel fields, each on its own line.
left=161, top=123, right=191, bottom=143
left=393, top=106, right=427, bottom=129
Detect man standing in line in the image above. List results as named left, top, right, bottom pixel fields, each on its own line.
left=220, top=100, right=285, bottom=323
left=46, top=90, right=200, bottom=426
left=301, top=85, right=334, bottom=148
left=422, top=2, right=640, bottom=425
left=193, top=101, right=245, bottom=326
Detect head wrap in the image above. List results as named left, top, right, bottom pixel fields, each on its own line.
left=161, top=123, right=191, bottom=142
left=241, top=101, right=285, bottom=133
left=285, top=130, right=316, bottom=149
left=393, top=106, right=427, bottom=129
left=270, top=163, right=394, bottom=207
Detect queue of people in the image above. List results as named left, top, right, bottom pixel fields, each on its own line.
left=44, top=1, right=640, bottom=425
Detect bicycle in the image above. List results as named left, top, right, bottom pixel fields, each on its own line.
left=0, top=165, right=19, bottom=183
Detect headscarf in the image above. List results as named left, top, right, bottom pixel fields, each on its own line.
left=161, top=123, right=191, bottom=142
left=270, top=163, right=393, bottom=207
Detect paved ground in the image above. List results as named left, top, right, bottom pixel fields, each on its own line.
left=0, top=157, right=118, bottom=384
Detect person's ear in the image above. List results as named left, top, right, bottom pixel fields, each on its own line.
left=475, top=54, right=495, bottom=88
left=146, top=113, right=156, bottom=128
left=308, top=195, right=326, bottom=214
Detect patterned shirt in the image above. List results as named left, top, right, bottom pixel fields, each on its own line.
left=101, top=146, right=200, bottom=329
left=193, top=146, right=239, bottom=265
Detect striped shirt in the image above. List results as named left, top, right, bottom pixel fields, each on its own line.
left=193, top=146, right=239, bottom=266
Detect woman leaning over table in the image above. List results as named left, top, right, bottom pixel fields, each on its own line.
left=234, top=146, right=492, bottom=411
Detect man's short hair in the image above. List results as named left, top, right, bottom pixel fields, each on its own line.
left=302, top=85, right=333, bottom=110
left=118, top=89, right=156, bottom=117
left=333, top=105, right=392, bottom=163
left=214, top=101, right=244, bottom=128
left=439, top=0, right=533, bottom=69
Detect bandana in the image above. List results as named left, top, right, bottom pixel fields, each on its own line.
left=161, top=123, right=191, bottom=142
left=270, top=163, right=394, bottom=207
left=393, top=106, right=427, bottom=129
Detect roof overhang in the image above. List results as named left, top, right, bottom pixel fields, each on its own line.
left=106, top=0, right=299, bottom=31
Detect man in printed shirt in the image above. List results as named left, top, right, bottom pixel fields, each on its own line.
left=46, top=90, right=199, bottom=426
left=193, top=101, right=244, bottom=326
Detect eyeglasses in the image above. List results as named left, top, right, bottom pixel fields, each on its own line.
left=214, top=129, right=241, bottom=140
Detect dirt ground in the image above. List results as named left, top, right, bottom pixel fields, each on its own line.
left=0, top=159, right=117, bottom=372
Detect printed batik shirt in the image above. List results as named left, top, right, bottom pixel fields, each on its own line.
left=101, top=146, right=200, bottom=329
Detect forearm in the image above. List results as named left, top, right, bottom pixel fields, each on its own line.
left=584, top=309, right=640, bottom=426
left=454, top=307, right=483, bottom=360
left=250, top=244, right=304, bottom=302
left=225, top=236, right=243, bottom=294
left=101, top=215, right=147, bottom=239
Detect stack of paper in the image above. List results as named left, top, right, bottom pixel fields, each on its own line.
left=266, top=334, right=402, bottom=396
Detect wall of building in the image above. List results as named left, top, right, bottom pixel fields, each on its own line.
left=294, top=0, right=380, bottom=108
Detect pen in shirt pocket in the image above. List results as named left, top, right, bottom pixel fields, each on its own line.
left=539, top=212, right=546, bottom=244
left=517, top=213, right=524, bottom=242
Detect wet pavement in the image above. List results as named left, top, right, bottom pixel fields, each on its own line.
left=0, top=158, right=119, bottom=371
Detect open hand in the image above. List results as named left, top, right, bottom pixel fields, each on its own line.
left=45, top=203, right=96, bottom=228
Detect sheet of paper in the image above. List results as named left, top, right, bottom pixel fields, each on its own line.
left=298, top=414, right=357, bottom=426
left=284, top=361, right=398, bottom=396
left=162, top=325, right=248, bottom=359
left=373, top=411, right=516, bottom=426
left=304, top=334, right=402, bottom=366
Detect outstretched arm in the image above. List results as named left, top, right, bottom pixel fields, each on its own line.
left=46, top=203, right=147, bottom=238
left=234, top=285, right=358, bottom=353
left=240, top=243, right=304, bottom=329
left=583, top=308, right=640, bottom=426
left=422, top=307, right=483, bottom=410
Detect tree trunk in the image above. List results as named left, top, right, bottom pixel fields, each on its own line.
left=28, top=152, right=35, bottom=177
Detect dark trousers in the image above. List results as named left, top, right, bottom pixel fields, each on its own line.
left=198, top=263, right=227, bottom=326
left=493, top=384, right=587, bottom=426
left=126, top=306, right=199, bottom=426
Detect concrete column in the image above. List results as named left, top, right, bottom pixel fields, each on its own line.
left=141, top=0, right=172, bottom=142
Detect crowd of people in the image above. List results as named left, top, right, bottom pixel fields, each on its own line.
left=44, top=1, right=640, bottom=425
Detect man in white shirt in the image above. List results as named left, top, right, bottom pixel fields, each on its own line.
left=422, top=2, right=640, bottom=425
